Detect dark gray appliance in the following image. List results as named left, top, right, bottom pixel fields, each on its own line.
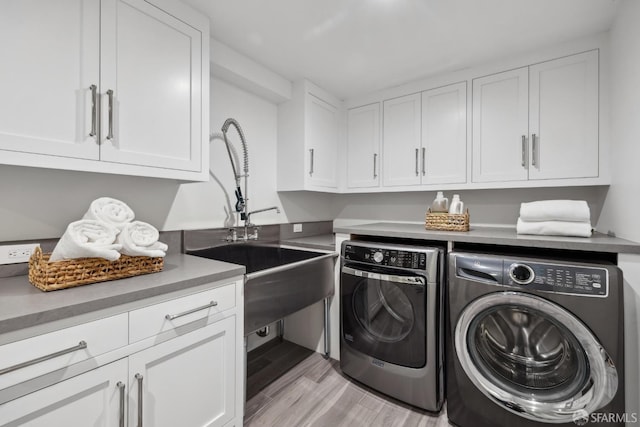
left=340, top=240, right=444, bottom=411
left=447, top=251, right=625, bottom=426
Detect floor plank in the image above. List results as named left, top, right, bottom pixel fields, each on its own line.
left=247, top=339, right=314, bottom=400
left=245, top=341, right=448, bottom=427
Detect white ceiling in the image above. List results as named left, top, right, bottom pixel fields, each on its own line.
left=183, top=0, right=619, bottom=100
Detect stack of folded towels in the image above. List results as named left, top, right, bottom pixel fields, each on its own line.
left=516, top=200, right=593, bottom=238
left=50, top=197, right=168, bottom=261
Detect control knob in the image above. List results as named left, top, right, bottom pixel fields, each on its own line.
left=509, top=263, right=535, bottom=285
left=373, top=251, right=384, bottom=263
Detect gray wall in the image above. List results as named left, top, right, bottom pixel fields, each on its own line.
left=333, top=186, right=609, bottom=228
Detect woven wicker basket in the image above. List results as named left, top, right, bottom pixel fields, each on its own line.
left=28, top=246, right=164, bottom=292
left=425, top=209, right=470, bottom=232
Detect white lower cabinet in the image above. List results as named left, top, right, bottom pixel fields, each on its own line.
left=0, top=358, right=127, bottom=426
left=128, top=316, right=237, bottom=427
left=0, top=279, right=243, bottom=427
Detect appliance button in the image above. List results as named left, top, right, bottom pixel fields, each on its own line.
left=373, top=251, right=384, bottom=263
left=509, top=263, right=535, bottom=285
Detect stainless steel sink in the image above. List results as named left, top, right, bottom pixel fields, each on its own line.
left=188, top=243, right=337, bottom=336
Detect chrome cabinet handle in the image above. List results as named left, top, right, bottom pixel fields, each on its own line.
left=89, top=84, right=97, bottom=137
left=135, top=373, right=144, bottom=427
left=415, top=148, right=419, bottom=176
left=521, top=135, right=527, bottom=168
left=106, top=89, right=114, bottom=140
left=421, top=147, right=426, bottom=176
left=165, top=301, right=218, bottom=321
left=532, top=133, right=538, bottom=167
left=0, top=341, right=87, bottom=375
left=373, top=153, right=378, bottom=179
left=117, top=381, right=125, bottom=427
left=309, top=148, right=314, bottom=176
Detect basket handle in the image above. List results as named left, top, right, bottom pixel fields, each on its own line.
left=31, top=246, right=43, bottom=263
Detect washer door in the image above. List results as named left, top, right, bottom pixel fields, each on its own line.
left=455, top=292, right=618, bottom=423
left=341, top=265, right=426, bottom=368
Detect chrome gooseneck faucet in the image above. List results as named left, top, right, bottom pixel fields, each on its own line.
left=218, top=118, right=280, bottom=241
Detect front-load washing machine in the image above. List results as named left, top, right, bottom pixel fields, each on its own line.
left=447, top=251, right=625, bottom=426
left=340, top=240, right=444, bottom=412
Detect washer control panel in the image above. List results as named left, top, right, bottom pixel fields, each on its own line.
left=343, top=244, right=427, bottom=270
left=504, top=260, right=608, bottom=297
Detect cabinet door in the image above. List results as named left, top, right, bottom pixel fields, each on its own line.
left=383, top=93, right=422, bottom=187
left=128, top=316, right=237, bottom=427
left=100, top=0, right=203, bottom=172
left=422, top=82, right=467, bottom=185
left=0, top=0, right=100, bottom=160
left=472, top=67, right=529, bottom=182
left=0, top=359, right=127, bottom=426
left=529, top=50, right=599, bottom=180
left=347, top=103, right=380, bottom=188
left=306, top=94, right=339, bottom=188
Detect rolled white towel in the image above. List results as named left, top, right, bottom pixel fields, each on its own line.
left=520, top=200, right=590, bottom=223
left=50, top=220, right=122, bottom=261
left=83, top=197, right=135, bottom=231
left=516, top=218, right=593, bottom=238
left=117, top=221, right=168, bottom=258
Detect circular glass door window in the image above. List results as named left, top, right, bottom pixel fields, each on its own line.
left=468, top=305, right=589, bottom=401
left=455, top=292, right=618, bottom=423
left=353, top=281, right=414, bottom=343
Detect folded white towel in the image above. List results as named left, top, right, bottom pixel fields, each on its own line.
left=117, top=221, right=168, bottom=258
left=83, top=197, right=135, bottom=231
left=516, top=218, right=592, bottom=238
left=50, top=220, right=122, bottom=261
left=520, top=200, right=591, bottom=223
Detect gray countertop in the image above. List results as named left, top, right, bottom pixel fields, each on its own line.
left=280, top=234, right=336, bottom=251
left=0, top=254, right=245, bottom=337
left=334, top=222, right=640, bottom=254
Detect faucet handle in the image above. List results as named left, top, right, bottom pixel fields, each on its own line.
left=225, top=228, right=237, bottom=242
left=249, top=225, right=260, bottom=240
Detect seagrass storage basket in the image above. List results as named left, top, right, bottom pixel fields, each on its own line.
left=425, top=209, right=470, bottom=232
left=28, top=246, right=164, bottom=291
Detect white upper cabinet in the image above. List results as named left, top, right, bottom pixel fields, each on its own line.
left=278, top=80, right=341, bottom=191
left=0, top=0, right=209, bottom=181
left=382, top=93, right=422, bottom=187
left=307, top=94, right=339, bottom=187
left=472, top=67, right=530, bottom=183
left=528, top=50, right=599, bottom=180
left=381, top=83, right=467, bottom=188
left=347, top=103, right=380, bottom=188
left=422, top=82, right=467, bottom=185
left=0, top=0, right=100, bottom=160
left=100, top=0, right=202, bottom=172
left=472, top=50, right=599, bottom=183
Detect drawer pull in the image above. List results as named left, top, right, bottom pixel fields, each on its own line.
left=135, top=373, right=144, bottom=427
left=165, top=301, right=218, bottom=321
left=0, top=340, right=87, bottom=375
left=117, top=381, right=126, bottom=427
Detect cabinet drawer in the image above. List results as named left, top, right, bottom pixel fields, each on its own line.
left=129, top=282, right=236, bottom=343
left=0, top=314, right=128, bottom=391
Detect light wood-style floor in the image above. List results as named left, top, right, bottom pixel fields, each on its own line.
left=245, top=342, right=450, bottom=427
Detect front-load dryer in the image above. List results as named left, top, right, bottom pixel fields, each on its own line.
left=340, top=240, right=444, bottom=412
left=447, top=251, right=625, bottom=426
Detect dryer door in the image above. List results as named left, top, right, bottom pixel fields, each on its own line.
left=454, top=292, right=618, bottom=423
left=341, top=265, right=426, bottom=368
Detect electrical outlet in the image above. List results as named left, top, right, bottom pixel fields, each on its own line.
left=0, top=243, right=40, bottom=265
left=293, top=223, right=303, bottom=233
